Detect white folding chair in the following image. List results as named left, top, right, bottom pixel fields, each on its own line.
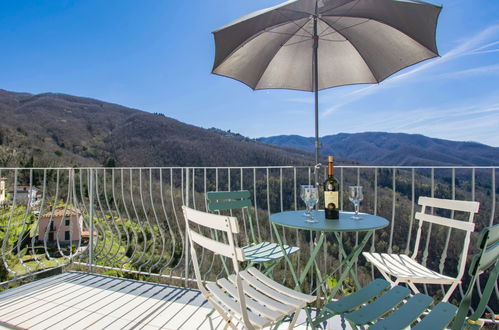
left=182, top=206, right=315, bottom=329
left=363, top=196, right=479, bottom=302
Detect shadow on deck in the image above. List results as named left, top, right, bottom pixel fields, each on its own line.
left=0, top=272, right=346, bottom=329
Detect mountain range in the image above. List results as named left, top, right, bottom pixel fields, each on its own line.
left=1, top=89, right=498, bottom=167
left=259, top=133, right=499, bottom=166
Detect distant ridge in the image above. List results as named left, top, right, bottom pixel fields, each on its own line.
left=259, top=132, right=499, bottom=166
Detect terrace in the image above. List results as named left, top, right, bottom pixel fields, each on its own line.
left=0, top=165, right=497, bottom=329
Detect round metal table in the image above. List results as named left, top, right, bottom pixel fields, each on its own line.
left=270, top=210, right=389, bottom=232
left=270, top=210, right=389, bottom=322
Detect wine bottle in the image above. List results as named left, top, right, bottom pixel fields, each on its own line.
left=324, top=156, right=339, bottom=219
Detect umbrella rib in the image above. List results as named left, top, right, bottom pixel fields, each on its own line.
left=318, top=17, right=379, bottom=83
left=319, top=38, right=348, bottom=43
left=277, top=7, right=314, bottom=17
left=319, top=18, right=370, bottom=39
left=254, top=18, right=311, bottom=90
left=283, top=38, right=313, bottom=47
left=322, top=14, right=440, bottom=60
left=212, top=17, right=310, bottom=77
left=318, top=0, right=441, bottom=58
left=318, top=0, right=362, bottom=35
left=264, top=30, right=311, bottom=38
left=319, top=0, right=362, bottom=17
left=274, top=8, right=313, bottom=37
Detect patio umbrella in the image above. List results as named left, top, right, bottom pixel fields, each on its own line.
left=211, top=0, right=441, bottom=182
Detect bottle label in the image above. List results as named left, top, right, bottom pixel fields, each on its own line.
left=324, top=191, right=339, bottom=209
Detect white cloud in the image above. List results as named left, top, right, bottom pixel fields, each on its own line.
left=435, top=63, right=499, bottom=79
left=345, top=97, right=499, bottom=146
left=462, top=38, right=499, bottom=55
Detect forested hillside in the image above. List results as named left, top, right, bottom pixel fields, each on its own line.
left=0, top=89, right=313, bottom=168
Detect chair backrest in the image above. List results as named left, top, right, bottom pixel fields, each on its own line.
left=412, top=197, right=480, bottom=280
left=182, top=206, right=245, bottom=289
left=206, top=190, right=253, bottom=211
left=206, top=190, right=257, bottom=244
left=452, top=224, right=499, bottom=329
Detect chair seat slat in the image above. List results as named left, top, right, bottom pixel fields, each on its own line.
left=363, top=252, right=456, bottom=282
left=412, top=302, right=458, bottom=330
left=246, top=267, right=315, bottom=303
left=206, top=282, right=270, bottom=328
left=217, top=278, right=282, bottom=321
left=370, top=294, right=433, bottom=330
left=227, top=274, right=294, bottom=315
left=345, top=286, right=410, bottom=325
left=239, top=271, right=305, bottom=308
left=243, top=242, right=299, bottom=262
left=325, top=279, right=390, bottom=314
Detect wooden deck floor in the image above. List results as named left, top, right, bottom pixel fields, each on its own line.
left=0, top=272, right=348, bottom=329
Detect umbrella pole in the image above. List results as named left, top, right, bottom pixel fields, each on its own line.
left=313, top=12, right=320, bottom=187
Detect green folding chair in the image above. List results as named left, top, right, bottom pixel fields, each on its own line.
left=314, top=224, right=499, bottom=329
left=206, top=190, right=299, bottom=274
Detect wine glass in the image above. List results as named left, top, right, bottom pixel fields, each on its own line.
left=348, top=186, right=363, bottom=219
left=304, top=186, right=319, bottom=223
left=300, top=185, right=314, bottom=217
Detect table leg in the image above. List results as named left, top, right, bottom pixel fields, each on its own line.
left=334, top=232, right=361, bottom=289
left=299, top=232, right=325, bottom=287
left=271, top=222, right=300, bottom=288
left=327, top=230, right=373, bottom=301
left=272, top=223, right=328, bottom=328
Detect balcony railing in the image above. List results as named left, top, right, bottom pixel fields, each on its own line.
left=0, top=166, right=497, bottom=319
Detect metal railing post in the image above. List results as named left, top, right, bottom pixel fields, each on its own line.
left=89, top=168, right=94, bottom=273
left=184, top=167, right=190, bottom=288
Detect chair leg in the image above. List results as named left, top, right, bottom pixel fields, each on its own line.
left=223, top=319, right=239, bottom=330
left=407, top=281, right=420, bottom=294
left=207, top=314, right=215, bottom=330
left=207, top=308, right=216, bottom=318
left=210, top=298, right=238, bottom=330
left=378, top=269, right=396, bottom=286
left=442, top=282, right=458, bottom=302
left=288, top=310, right=301, bottom=330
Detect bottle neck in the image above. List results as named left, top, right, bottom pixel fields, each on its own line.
left=328, top=162, right=334, bottom=176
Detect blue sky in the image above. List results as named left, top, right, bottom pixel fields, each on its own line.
left=0, top=0, right=498, bottom=146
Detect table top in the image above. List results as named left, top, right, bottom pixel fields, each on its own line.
left=270, top=210, right=389, bottom=232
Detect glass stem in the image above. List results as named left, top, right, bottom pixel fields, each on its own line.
left=355, top=202, right=360, bottom=215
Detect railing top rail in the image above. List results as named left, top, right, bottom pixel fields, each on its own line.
left=0, top=166, right=498, bottom=170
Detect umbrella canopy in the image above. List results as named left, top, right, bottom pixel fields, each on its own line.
left=212, top=0, right=441, bottom=178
